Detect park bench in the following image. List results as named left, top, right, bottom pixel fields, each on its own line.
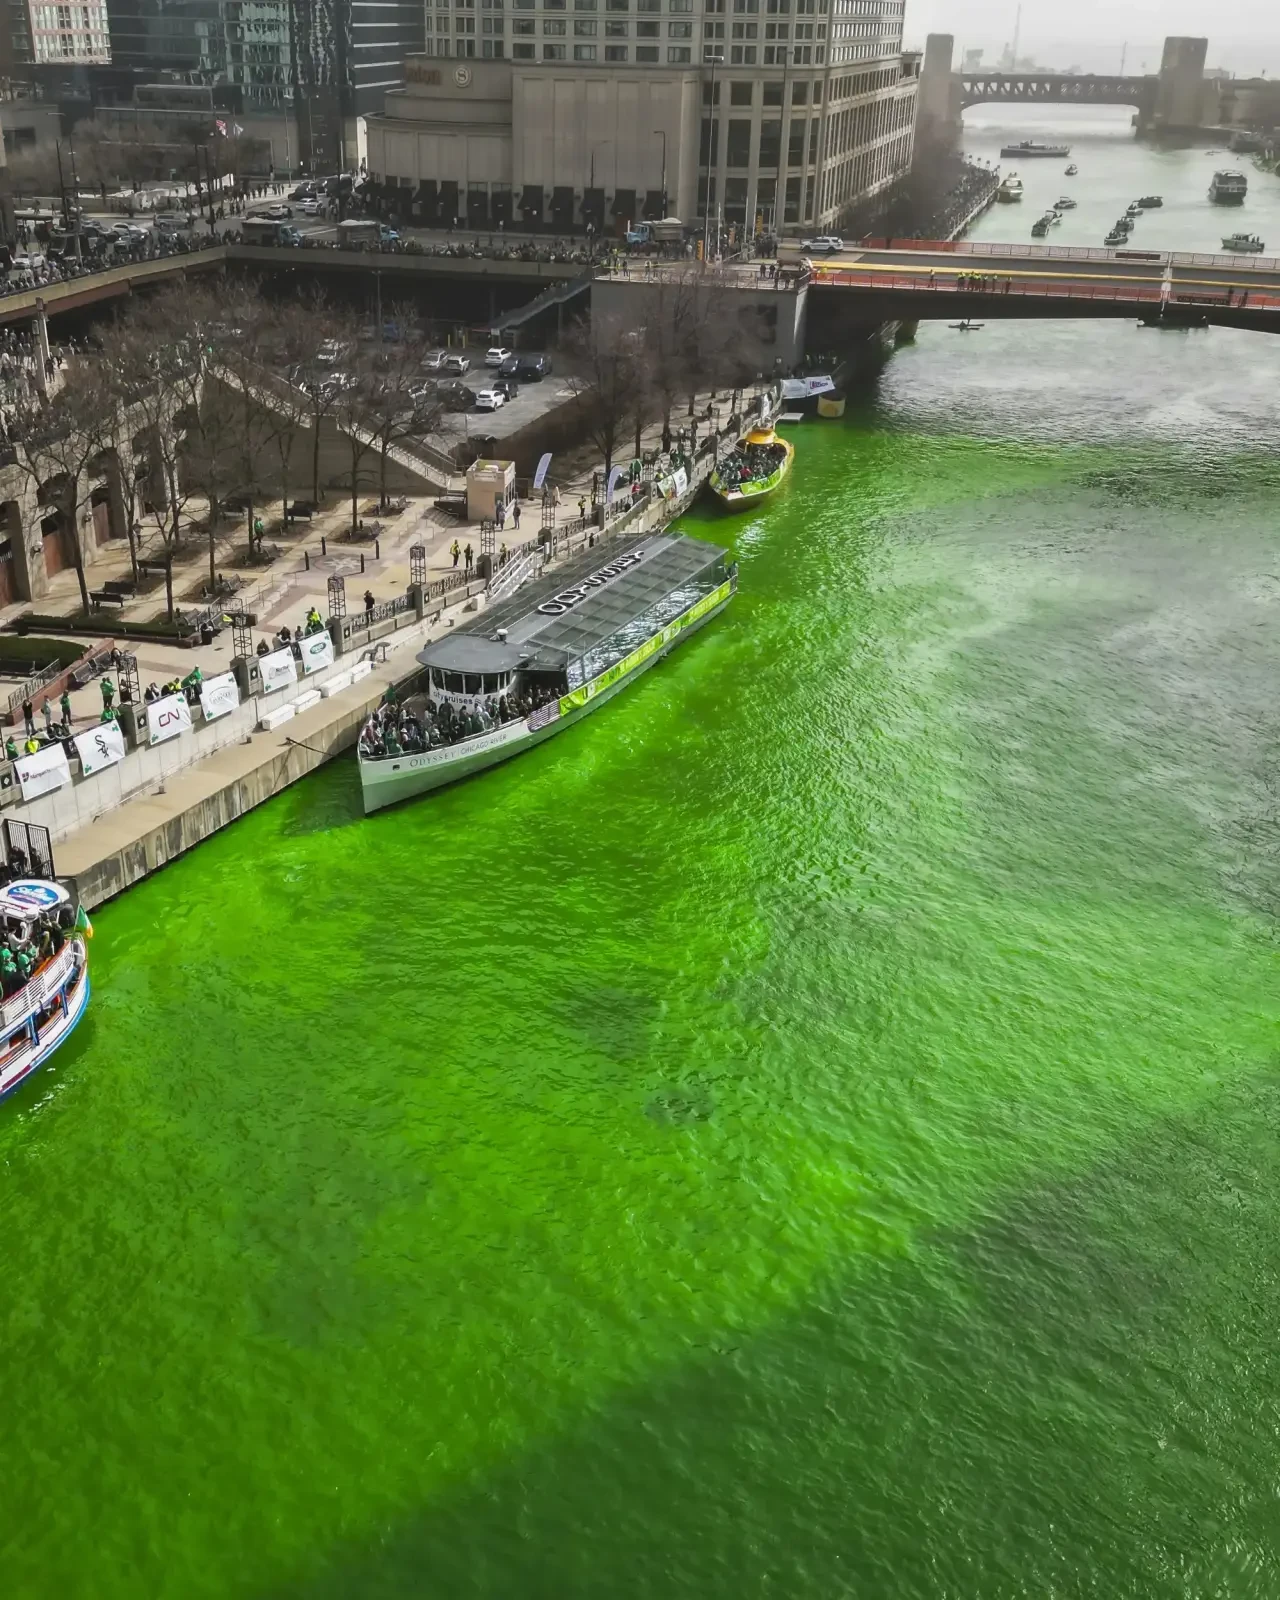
left=89, top=589, right=128, bottom=609
left=286, top=502, right=315, bottom=521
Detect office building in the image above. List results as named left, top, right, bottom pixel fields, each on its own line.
left=365, top=0, right=918, bottom=235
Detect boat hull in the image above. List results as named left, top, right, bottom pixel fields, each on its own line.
left=0, top=944, right=89, bottom=1103
left=361, top=587, right=734, bottom=814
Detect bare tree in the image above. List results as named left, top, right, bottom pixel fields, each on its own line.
left=358, top=313, right=448, bottom=511
left=330, top=362, right=385, bottom=536
left=12, top=360, right=118, bottom=617
left=562, top=314, right=643, bottom=478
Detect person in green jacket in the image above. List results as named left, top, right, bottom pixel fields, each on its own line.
left=100, top=676, right=115, bottom=712
left=5, top=735, right=17, bottom=762
left=60, top=690, right=72, bottom=725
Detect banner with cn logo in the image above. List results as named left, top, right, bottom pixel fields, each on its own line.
left=147, top=693, right=193, bottom=746
left=73, top=720, right=127, bottom=776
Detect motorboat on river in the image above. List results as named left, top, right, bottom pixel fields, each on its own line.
left=1137, top=195, right=1163, bottom=208
left=1064, top=163, right=1078, bottom=176
left=1000, top=140, right=1070, bottom=159
left=1104, top=228, right=1130, bottom=247
left=0, top=877, right=90, bottom=1102
left=1209, top=170, right=1248, bottom=204
left=1221, top=233, right=1265, bottom=253
left=358, top=531, right=737, bottom=812
left=996, top=174, right=1024, bottom=203
left=1031, top=214, right=1053, bottom=238
left=708, top=424, right=794, bottom=507
left=1052, top=196, right=1076, bottom=209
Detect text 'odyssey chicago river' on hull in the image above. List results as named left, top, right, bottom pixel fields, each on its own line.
left=358, top=530, right=737, bottom=813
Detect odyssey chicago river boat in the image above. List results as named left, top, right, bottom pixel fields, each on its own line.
left=708, top=423, right=794, bottom=508
left=358, top=530, right=736, bottom=812
left=0, top=877, right=90, bottom=1102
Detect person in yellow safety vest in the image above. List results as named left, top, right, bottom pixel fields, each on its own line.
left=24, top=736, right=39, bottom=754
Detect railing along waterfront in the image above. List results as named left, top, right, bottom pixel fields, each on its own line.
left=811, top=268, right=1280, bottom=311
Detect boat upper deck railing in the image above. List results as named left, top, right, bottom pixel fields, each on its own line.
left=1, top=939, right=80, bottom=1033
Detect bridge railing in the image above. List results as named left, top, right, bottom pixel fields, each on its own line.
left=888, top=239, right=1280, bottom=274
left=812, top=269, right=1280, bottom=312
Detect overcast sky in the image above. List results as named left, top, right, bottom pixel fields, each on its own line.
left=904, top=0, right=1280, bottom=77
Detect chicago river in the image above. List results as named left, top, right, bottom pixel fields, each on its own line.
left=2, top=108, right=1280, bottom=1597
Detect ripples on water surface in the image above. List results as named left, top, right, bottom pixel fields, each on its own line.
left=4, top=113, right=1280, bottom=1598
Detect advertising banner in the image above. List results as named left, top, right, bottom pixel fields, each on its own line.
left=15, top=741, right=71, bottom=802
left=606, top=464, right=627, bottom=504
left=780, top=374, right=836, bottom=400
left=148, top=693, right=193, bottom=746
left=200, top=671, right=241, bottom=723
left=259, top=647, right=298, bottom=695
left=299, top=630, right=335, bottom=675
left=73, top=720, right=127, bottom=777
left=532, top=451, right=553, bottom=491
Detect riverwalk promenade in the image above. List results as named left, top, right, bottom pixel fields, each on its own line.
left=23, top=391, right=760, bottom=907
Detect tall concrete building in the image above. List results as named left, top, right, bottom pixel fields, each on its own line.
left=365, top=0, right=918, bottom=236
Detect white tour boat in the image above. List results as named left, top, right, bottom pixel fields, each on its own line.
left=358, top=530, right=737, bottom=813
left=1221, top=233, right=1265, bottom=253
left=1209, top=170, right=1248, bottom=204
left=0, top=878, right=91, bottom=1103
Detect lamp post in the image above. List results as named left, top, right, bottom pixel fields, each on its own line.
left=703, top=52, right=724, bottom=261
left=652, top=128, right=667, bottom=218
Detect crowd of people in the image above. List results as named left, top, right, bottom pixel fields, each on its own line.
left=714, top=436, right=786, bottom=488
left=0, top=898, right=74, bottom=997
left=359, top=679, right=561, bottom=760
left=2, top=227, right=219, bottom=302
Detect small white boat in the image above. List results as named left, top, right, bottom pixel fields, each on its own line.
left=1052, top=196, right=1076, bottom=209
left=1064, top=163, right=1078, bottom=176
left=996, top=174, right=1024, bottom=203
left=0, top=879, right=91, bottom=1103
left=1221, top=233, right=1265, bottom=253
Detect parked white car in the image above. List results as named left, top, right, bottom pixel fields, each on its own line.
left=485, top=345, right=512, bottom=367
left=474, top=388, right=506, bottom=411
left=298, top=198, right=325, bottom=216
left=443, top=353, right=471, bottom=375
left=421, top=349, right=450, bottom=371
left=800, top=235, right=844, bottom=254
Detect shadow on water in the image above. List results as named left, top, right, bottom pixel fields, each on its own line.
left=269, top=1068, right=1280, bottom=1600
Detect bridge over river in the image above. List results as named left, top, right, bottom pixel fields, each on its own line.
left=802, top=241, right=1280, bottom=335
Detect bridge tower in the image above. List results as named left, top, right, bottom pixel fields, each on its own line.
left=916, top=33, right=961, bottom=161
left=1154, top=36, right=1208, bottom=131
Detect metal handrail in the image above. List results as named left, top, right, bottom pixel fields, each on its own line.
left=0, top=939, right=78, bottom=1032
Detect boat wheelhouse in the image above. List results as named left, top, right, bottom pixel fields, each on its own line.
left=0, top=878, right=90, bottom=1102
left=358, top=530, right=737, bottom=813
left=708, top=424, right=794, bottom=507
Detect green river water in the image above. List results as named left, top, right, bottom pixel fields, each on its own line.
left=5, top=112, right=1280, bottom=1597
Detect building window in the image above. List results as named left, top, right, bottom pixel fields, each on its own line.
left=543, top=39, right=565, bottom=53
left=758, top=117, right=780, bottom=164
left=763, top=80, right=781, bottom=103
left=637, top=20, right=658, bottom=34
left=726, top=117, right=751, bottom=165
left=574, top=16, right=595, bottom=29
left=704, top=19, right=724, bottom=35
left=481, top=36, right=505, bottom=52
left=483, top=14, right=504, bottom=28
left=574, top=41, right=596, bottom=55
left=784, top=173, right=799, bottom=221
left=606, top=0, right=628, bottom=8
left=791, top=80, right=807, bottom=101
left=668, top=0, right=692, bottom=8
left=457, top=15, right=475, bottom=29
left=605, top=18, right=627, bottom=31
left=730, top=79, right=752, bottom=103
left=804, top=173, right=815, bottom=218
left=637, top=0, right=660, bottom=9
left=543, top=17, right=565, bottom=30
left=667, top=44, right=690, bottom=58
left=731, top=20, right=755, bottom=34
left=512, top=38, right=534, bottom=52
left=575, top=0, right=597, bottom=7
left=668, top=18, right=690, bottom=32
left=456, top=34, right=476, bottom=50
left=637, top=44, right=659, bottom=58
left=765, top=21, right=786, bottom=36
left=604, top=42, right=627, bottom=56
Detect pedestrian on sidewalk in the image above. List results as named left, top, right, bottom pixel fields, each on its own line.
left=496, top=498, right=506, bottom=531
left=100, top=677, right=114, bottom=713
left=42, top=700, right=54, bottom=737
left=364, top=589, right=375, bottom=613
left=451, top=538, right=460, bottom=568
left=512, top=497, right=521, bottom=529
left=578, top=496, right=587, bottom=522
left=22, top=698, right=33, bottom=738
left=464, top=543, right=474, bottom=574
left=60, top=689, right=71, bottom=726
